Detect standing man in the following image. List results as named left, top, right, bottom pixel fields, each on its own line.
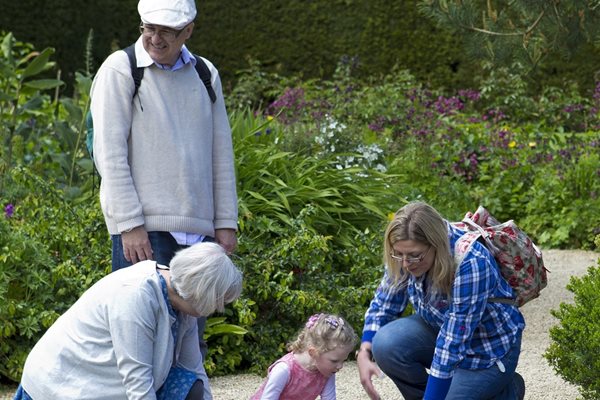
left=90, top=0, right=238, bottom=359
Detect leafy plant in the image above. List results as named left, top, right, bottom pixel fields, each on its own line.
left=203, top=315, right=248, bottom=375
left=0, top=167, right=110, bottom=381
left=233, top=205, right=384, bottom=373
left=545, top=260, right=600, bottom=399
left=0, top=32, right=64, bottom=195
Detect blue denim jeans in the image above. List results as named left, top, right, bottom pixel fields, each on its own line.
left=371, top=313, right=525, bottom=400
left=111, top=231, right=212, bottom=359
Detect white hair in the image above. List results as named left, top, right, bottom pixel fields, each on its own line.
left=169, top=242, right=243, bottom=316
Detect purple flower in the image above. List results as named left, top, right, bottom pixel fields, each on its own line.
left=4, top=203, right=14, bottom=218
left=458, top=89, right=481, bottom=102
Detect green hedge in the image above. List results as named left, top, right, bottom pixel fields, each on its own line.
left=3, top=1, right=600, bottom=94
left=4, top=0, right=473, bottom=89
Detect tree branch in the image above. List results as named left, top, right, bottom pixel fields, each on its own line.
left=459, top=8, right=546, bottom=37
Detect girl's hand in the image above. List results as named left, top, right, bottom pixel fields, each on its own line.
left=357, top=346, right=382, bottom=400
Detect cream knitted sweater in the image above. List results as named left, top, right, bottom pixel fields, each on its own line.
left=90, top=38, right=237, bottom=236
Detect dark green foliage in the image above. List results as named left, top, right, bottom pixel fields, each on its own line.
left=1, top=0, right=476, bottom=92
left=234, top=205, right=384, bottom=373
left=418, top=1, right=600, bottom=71
left=0, top=167, right=111, bottom=381
left=0, top=0, right=139, bottom=91
left=195, top=0, right=477, bottom=90
left=0, top=32, right=94, bottom=199
left=3, top=1, right=600, bottom=95
left=545, top=261, right=600, bottom=399
left=255, top=58, right=600, bottom=249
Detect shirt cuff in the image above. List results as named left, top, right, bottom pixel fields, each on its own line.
left=424, top=375, right=452, bottom=400
left=361, top=330, right=376, bottom=343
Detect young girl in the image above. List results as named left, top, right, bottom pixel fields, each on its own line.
left=251, top=313, right=358, bottom=400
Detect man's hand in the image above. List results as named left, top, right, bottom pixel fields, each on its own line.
left=121, top=226, right=153, bottom=264
left=215, top=228, right=237, bottom=254
left=357, top=345, right=383, bottom=400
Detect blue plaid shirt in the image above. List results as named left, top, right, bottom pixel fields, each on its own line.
left=362, top=222, right=525, bottom=379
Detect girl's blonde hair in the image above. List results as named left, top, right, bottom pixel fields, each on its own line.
left=288, top=313, right=358, bottom=354
left=383, top=201, right=455, bottom=297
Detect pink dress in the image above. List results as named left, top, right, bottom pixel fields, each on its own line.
left=250, top=352, right=330, bottom=400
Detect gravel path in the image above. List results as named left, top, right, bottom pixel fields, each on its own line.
left=209, top=249, right=599, bottom=400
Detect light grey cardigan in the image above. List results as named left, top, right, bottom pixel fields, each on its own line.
left=21, top=261, right=211, bottom=400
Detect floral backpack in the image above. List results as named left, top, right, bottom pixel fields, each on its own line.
left=452, top=206, right=549, bottom=307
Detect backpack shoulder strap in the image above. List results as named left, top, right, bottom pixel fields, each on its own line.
left=123, top=44, right=144, bottom=98
left=193, top=55, right=217, bottom=103
left=453, top=230, right=480, bottom=268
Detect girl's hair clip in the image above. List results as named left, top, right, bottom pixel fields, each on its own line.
left=305, top=313, right=343, bottom=330
left=324, top=316, right=340, bottom=329
left=305, top=313, right=323, bottom=329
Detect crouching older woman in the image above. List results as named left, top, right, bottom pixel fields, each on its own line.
left=13, top=242, right=243, bottom=400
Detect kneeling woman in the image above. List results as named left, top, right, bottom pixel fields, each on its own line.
left=14, top=242, right=243, bottom=400
left=357, top=201, right=525, bottom=400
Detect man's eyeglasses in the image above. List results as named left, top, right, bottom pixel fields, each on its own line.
left=390, top=246, right=432, bottom=264
left=139, top=24, right=186, bottom=42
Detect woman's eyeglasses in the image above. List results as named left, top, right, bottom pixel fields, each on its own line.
left=390, top=246, right=432, bottom=264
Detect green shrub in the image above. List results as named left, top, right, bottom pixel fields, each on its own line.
left=0, top=167, right=110, bottom=381
left=257, top=60, right=600, bottom=249
left=233, top=206, right=384, bottom=374
left=0, top=32, right=93, bottom=200
left=222, top=110, right=392, bottom=374
left=545, top=260, right=600, bottom=399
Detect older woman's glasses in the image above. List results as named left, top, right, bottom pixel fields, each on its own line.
left=390, top=246, right=432, bottom=264
left=139, top=24, right=185, bottom=42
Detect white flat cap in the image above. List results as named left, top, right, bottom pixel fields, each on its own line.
left=138, top=0, right=197, bottom=29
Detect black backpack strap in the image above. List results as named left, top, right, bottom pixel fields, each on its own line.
left=123, top=44, right=144, bottom=98
left=193, top=55, right=217, bottom=103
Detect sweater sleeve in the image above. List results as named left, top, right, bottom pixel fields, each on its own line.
left=204, top=58, right=238, bottom=231
left=258, top=362, right=290, bottom=399
left=320, top=374, right=337, bottom=400
left=424, top=375, right=453, bottom=399
left=90, top=50, right=145, bottom=233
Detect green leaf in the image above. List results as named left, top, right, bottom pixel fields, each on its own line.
left=0, top=90, right=13, bottom=102
left=21, top=47, right=55, bottom=79
left=1, top=32, right=14, bottom=65
left=206, top=317, right=227, bottom=326
left=206, top=324, right=247, bottom=335
left=23, top=79, right=64, bottom=90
